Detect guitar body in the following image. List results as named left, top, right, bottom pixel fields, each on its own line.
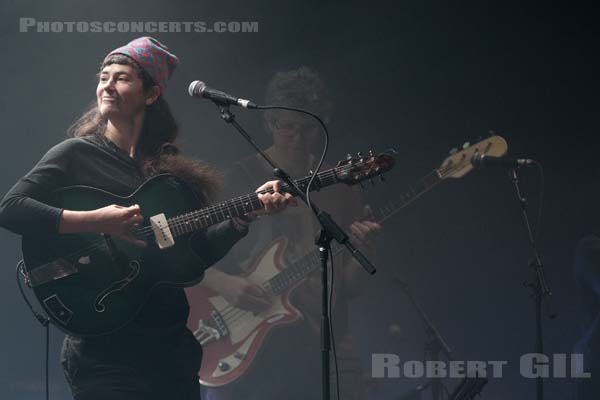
left=22, top=174, right=208, bottom=336
left=186, top=237, right=304, bottom=387
left=18, top=151, right=396, bottom=337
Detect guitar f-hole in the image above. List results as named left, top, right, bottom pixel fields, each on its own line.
left=94, top=260, right=140, bottom=313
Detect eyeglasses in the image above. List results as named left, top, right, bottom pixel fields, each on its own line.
left=273, top=119, right=319, bottom=132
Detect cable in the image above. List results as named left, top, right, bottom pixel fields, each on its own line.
left=329, top=249, right=341, bottom=400
left=255, top=105, right=329, bottom=215
left=45, top=323, right=49, bottom=400
left=16, top=260, right=51, bottom=400
left=533, top=161, right=545, bottom=244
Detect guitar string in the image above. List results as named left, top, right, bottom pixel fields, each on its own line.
left=210, top=158, right=483, bottom=336
left=44, top=168, right=342, bottom=263
left=208, top=281, right=280, bottom=327
left=44, top=162, right=365, bottom=263
left=42, top=155, right=455, bottom=307
left=146, top=154, right=396, bottom=233
left=198, top=159, right=459, bottom=327
left=205, top=274, right=294, bottom=328
left=139, top=153, right=443, bottom=239
left=216, top=275, right=285, bottom=321
left=86, top=158, right=381, bottom=252
left=219, top=308, right=248, bottom=323
left=186, top=160, right=467, bottom=334
left=42, top=156, right=442, bottom=282
left=215, top=279, right=281, bottom=324
left=40, top=156, right=453, bottom=310
left=214, top=161, right=468, bottom=330
left=136, top=162, right=356, bottom=235
left=217, top=222, right=381, bottom=327
left=283, top=193, right=409, bottom=280
left=35, top=155, right=475, bottom=339
left=216, top=306, right=244, bottom=320
left=199, top=251, right=316, bottom=328
left=258, top=172, right=433, bottom=290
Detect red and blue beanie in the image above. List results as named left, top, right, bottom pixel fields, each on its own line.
left=105, top=37, right=179, bottom=93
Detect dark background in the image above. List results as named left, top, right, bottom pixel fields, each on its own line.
left=0, top=1, right=598, bottom=399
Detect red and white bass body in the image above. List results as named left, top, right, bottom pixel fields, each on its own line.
left=185, top=237, right=303, bottom=387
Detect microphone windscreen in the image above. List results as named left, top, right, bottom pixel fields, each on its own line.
left=188, top=81, right=206, bottom=97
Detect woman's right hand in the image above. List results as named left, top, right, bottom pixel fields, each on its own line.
left=90, top=204, right=146, bottom=247
left=60, top=204, right=147, bottom=247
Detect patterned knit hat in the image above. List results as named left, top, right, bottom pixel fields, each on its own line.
left=106, top=37, right=179, bottom=93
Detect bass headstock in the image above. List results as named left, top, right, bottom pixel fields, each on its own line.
left=438, top=135, right=508, bottom=179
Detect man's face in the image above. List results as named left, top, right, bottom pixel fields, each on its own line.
left=269, top=111, right=321, bottom=157
left=96, top=64, right=150, bottom=120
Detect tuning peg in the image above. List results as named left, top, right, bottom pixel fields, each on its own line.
left=346, top=153, right=353, bottom=160
left=449, top=147, right=458, bottom=155
left=357, top=152, right=363, bottom=158
left=308, top=170, right=314, bottom=176
left=368, top=150, right=374, bottom=157
left=462, top=142, right=470, bottom=149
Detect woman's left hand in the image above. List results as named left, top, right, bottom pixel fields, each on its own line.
left=255, top=180, right=297, bottom=215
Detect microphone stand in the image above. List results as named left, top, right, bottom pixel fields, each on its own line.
left=509, top=167, right=551, bottom=400
left=394, top=276, right=452, bottom=400
left=215, top=103, right=377, bottom=400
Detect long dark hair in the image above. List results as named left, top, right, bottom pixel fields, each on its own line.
left=68, top=54, right=219, bottom=203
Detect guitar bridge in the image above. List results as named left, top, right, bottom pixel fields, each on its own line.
left=193, top=310, right=229, bottom=345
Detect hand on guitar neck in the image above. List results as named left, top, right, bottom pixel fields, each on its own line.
left=253, top=180, right=298, bottom=215
left=58, top=180, right=296, bottom=249
left=349, top=205, right=382, bottom=256
left=199, top=180, right=296, bottom=314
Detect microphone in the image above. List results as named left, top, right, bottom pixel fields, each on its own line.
left=471, top=153, right=535, bottom=168
left=188, top=80, right=257, bottom=109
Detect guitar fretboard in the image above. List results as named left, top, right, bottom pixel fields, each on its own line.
left=165, top=169, right=341, bottom=238
left=264, top=169, right=443, bottom=293
left=369, top=170, right=441, bottom=223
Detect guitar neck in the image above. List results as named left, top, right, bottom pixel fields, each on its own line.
left=167, top=168, right=341, bottom=237
left=265, top=168, right=444, bottom=294
left=368, top=169, right=442, bottom=224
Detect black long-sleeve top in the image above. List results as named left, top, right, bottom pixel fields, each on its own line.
left=0, top=134, right=246, bottom=346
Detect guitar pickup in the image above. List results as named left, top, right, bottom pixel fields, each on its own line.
left=150, top=213, right=175, bottom=249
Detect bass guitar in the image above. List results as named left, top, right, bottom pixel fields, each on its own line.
left=186, top=135, right=508, bottom=386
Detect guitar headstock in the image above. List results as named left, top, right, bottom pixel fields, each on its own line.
left=335, top=150, right=396, bottom=186
left=438, top=135, right=508, bottom=179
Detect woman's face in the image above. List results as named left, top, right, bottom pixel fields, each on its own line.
left=96, top=63, right=150, bottom=120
